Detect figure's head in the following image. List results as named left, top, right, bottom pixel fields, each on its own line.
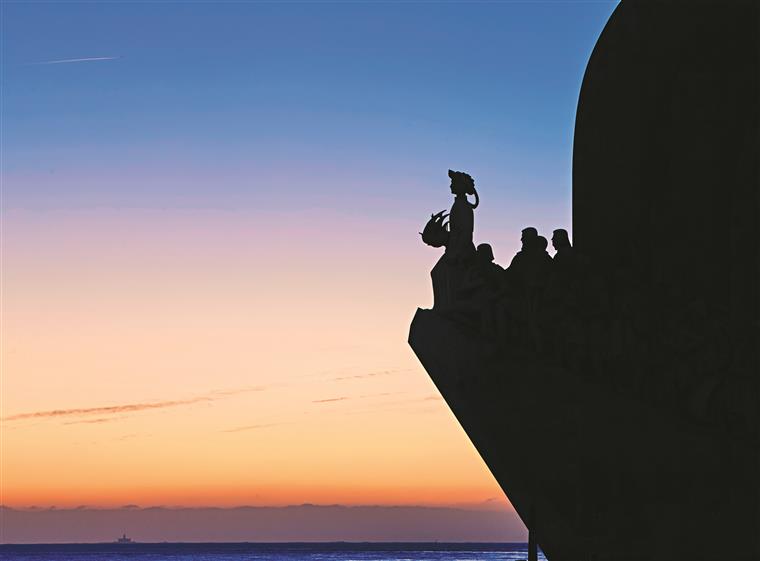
left=520, top=227, right=538, bottom=249
left=537, top=235, right=549, bottom=252
left=552, top=228, right=571, bottom=250
left=476, top=243, right=494, bottom=263
left=448, top=169, right=475, bottom=196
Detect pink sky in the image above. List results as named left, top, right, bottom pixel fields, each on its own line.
left=2, top=208, right=512, bottom=511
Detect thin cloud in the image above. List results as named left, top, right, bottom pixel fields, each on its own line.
left=357, top=392, right=404, bottom=399
left=32, top=56, right=120, bottom=65
left=3, top=386, right=269, bottom=424
left=311, top=392, right=405, bottom=406
left=312, top=397, right=349, bottom=404
left=63, top=416, right=127, bottom=426
left=3, top=397, right=213, bottom=422
left=209, top=386, right=269, bottom=397
left=330, top=368, right=408, bottom=382
left=221, top=422, right=286, bottom=433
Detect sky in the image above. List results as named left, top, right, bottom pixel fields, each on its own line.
left=1, top=0, right=617, bottom=539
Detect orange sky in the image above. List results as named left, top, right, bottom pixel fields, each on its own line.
left=0, top=0, right=618, bottom=519
left=1, top=208, right=510, bottom=509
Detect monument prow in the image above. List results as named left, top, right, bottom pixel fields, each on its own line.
left=409, top=308, right=758, bottom=560
left=409, top=2, right=758, bottom=559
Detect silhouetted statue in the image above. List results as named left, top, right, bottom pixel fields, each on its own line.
left=462, top=243, right=505, bottom=335
left=505, top=227, right=553, bottom=297
left=544, top=229, right=582, bottom=363
left=445, top=170, right=478, bottom=262
left=501, top=228, right=551, bottom=348
left=423, top=170, right=479, bottom=310
left=525, top=236, right=552, bottom=351
left=507, top=227, right=539, bottom=271
left=504, top=227, right=537, bottom=299
left=551, top=229, right=574, bottom=266
left=548, top=228, right=579, bottom=305
left=475, top=243, right=503, bottom=291
left=476, top=242, right=494, bottom=261
left=528, top=235, right=552, bottom=284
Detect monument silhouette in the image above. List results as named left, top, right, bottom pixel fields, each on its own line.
left=409, top=2, right=759, bottom=560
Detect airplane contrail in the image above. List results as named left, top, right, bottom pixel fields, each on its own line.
left=33, top=56, right=121, bottom=65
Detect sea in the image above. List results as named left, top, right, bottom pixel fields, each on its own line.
left=0, top=543, right=547, bottom=561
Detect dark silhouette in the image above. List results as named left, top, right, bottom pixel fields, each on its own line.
left=525, top=235, right=552, bottom=351
left=550, top=229, right=573, bottom=264
left=499, top=229, right=553, bottom=348
left=428, top=170, right=479, bottom=311
left=474, top=243, right=503, bottom=291
left=525, top=235, right=552, bottom=286
left=420, top=210, right=449, bottom=248
left=506, top=229, right=552, bottom=290
left=116, top=533, right=134, bottom=544
left=503, top=227, right=537, bottom=300
left=470, top=243, right=506, bottom=335
left=411, top=2, right=759, bottom=559
left=507, top=227, right=538, bottom=271
left=548, top=229, right=578, bottom=300
left=445, top=169, right=478, bottom=261
left=543, top=229, right=582, bottom=363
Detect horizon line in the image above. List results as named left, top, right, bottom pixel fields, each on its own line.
left=0, top=540, right=530, bottom=546
left=1, top=502, right=512, bottom=511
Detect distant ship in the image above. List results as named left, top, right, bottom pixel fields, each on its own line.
left=116, top=533, right=134, bottom=544
left=410, top=2, right=758, bottom=560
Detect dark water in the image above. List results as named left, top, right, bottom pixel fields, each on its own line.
left=0, top=543, right=547, bottom=561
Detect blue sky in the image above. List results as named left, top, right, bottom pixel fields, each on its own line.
left=3, top=1, right=616, bottom=220
left=3, top=0, right=620, bottom=527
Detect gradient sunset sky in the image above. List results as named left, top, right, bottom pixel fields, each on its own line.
left=2, top=0, right=616, bottom=515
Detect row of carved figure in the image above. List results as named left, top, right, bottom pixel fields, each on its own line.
left=431, top=223, right=581, bottom=347
left=422, top=170, right=757, bottom=440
